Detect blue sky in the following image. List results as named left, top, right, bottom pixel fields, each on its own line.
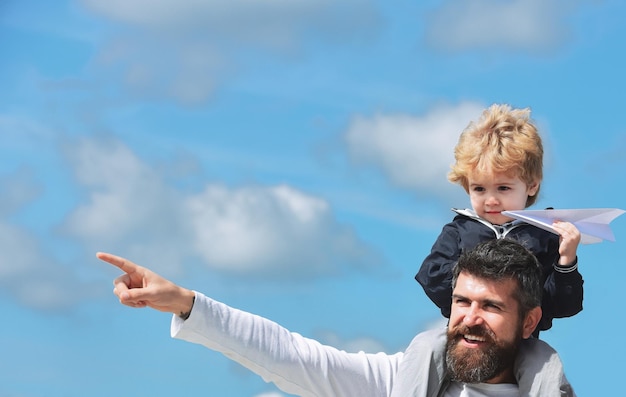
left=1, top=1, right=625, bottom=396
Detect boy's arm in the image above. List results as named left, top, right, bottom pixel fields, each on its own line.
left=415, top=224, right=461, bottom=318
left=543, top=264, right=584, bottom=322
left=542, top=221, right=584, bottom=324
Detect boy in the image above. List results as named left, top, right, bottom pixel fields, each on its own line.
left=416, top=104, right=583, bottom=334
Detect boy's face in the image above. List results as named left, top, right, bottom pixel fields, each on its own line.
left=467, top=171, right=538, bottom=225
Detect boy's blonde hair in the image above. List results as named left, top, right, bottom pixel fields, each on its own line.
left=448, top=104, right=543, bottom=207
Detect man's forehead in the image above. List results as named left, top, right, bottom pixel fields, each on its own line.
left=454, top=272, right=518, bottom=300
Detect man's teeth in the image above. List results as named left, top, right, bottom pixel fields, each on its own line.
left=464, top=334, right=485, bottom=342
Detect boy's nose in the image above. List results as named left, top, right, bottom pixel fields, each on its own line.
left=485, top=195, right=499, bottom=206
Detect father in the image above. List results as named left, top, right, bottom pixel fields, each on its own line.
left=99, top=238, right=575, bottom=396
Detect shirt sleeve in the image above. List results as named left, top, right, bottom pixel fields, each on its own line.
left=171, top=292, right=402, bottom=397
left=540, top=264, right=584, bottom=330
left=415, top=223, right=461, bottom=318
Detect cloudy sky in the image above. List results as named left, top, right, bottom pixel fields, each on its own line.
left=2, top=1, right=625, bottom=396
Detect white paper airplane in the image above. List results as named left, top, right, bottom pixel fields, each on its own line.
left=502, top=208, right=625, bottom=244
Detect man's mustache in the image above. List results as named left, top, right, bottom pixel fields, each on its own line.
left=450, top=324, right=496, bottom=344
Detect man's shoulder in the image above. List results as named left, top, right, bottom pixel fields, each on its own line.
left=391, top=328, right=449, bottom=396
left=406, top=327, right=448, bottom=352
left=515, top=337, right=576, bottom=397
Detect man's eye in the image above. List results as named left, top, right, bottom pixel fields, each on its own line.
left=454, top=298, right=470, bottom=306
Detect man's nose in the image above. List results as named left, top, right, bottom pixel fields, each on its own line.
left=463, top=305, right=484, bottom=326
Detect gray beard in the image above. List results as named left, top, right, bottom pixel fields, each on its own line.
left=445, top=325, right=520, bottom=383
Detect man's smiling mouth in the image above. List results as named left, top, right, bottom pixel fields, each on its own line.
left=463, top=334, right=486, bottom=343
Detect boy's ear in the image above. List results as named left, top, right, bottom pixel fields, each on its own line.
left=527, top=181, right=540, bottom=196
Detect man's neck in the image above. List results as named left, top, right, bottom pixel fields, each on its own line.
left=484, top=368, right=516, bottom=385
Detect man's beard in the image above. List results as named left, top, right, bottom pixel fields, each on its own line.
left=445, top=323, right=521, bottom=383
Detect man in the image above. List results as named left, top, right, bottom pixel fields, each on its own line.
left=100, top=239, right=575, bottom=396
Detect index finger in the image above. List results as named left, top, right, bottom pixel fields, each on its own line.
left=96, top=252, right=140, bottom=274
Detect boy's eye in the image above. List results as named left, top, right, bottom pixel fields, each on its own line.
left=472, top=186, right=485, bottom=192
left=497, top=186, right=511, bottom=191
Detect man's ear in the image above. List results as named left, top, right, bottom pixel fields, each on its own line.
left=522, top=307, right=542, bottom=339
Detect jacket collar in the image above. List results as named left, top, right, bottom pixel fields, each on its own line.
left=452, top=208, right=525, bottom=239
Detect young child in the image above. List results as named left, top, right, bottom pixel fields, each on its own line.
left=416, top=104, right=583, bottom=335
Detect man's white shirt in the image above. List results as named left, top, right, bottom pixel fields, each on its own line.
left=445, top=381, right=519, bottom=397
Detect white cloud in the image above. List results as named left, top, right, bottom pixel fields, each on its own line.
left=0, top=213, right=84, bottom=310
left=0, top=114, right=55, bottom=149
left=62, top=137, right=379, bottom=279
left=82, top=0, right=334, bottom=41
left=0, top=168, right=42, bottom=217
left=424, top=0, right=582, bottom=54
left=0, top=156, right=96, bottom=311
left=80, top=0, right=382, bottom=104
left=63, top=137, right=183, bottom=238
left=80, top=0, right=379, bottom=44
left=0, top=223, right=41, bottom=278
left=95, top=36, right=227, bottom=105
left=61, top=137, right=195, bottom=275
left=187, top=184, right=376, bottom=277
left=344, top=101, right=484, bottom=200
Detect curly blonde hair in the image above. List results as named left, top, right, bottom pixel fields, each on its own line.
left=448, top=104, right=543, bottom=207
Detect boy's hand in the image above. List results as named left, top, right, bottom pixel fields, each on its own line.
left=551, top=221, right=581, bottom=266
